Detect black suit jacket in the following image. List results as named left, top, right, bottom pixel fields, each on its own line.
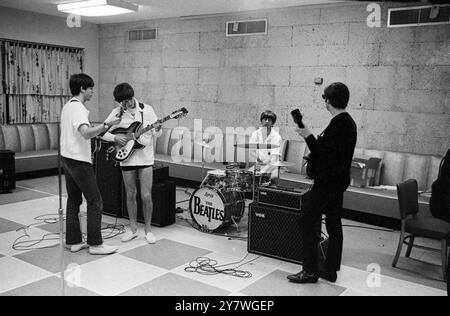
left=305, top=112, right=357, bottom=192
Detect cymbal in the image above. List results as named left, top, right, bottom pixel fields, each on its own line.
left=269, top=161, right=295, bottom=167
left=234, top=143, right=280, bottom=149
left=194, top=140, right=213, bottom=149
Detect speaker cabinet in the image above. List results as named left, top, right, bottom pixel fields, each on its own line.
left=93, top=142, right=172, bottom=225
left=248, top=202, right=327, bottom=265
left=248, top=202, right=305, bottom=264
left=122, top=180, right=176, bottom=227
left=0, top=150, right=16, bottom=193
left=93, top=145, right=123, bottom=218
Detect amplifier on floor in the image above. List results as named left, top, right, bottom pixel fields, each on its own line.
left=152, top=163, right=170, bottom=184
left=93, top=143, right=171, bottom=219
left=257, top=185, right=309, bottom=211
left=248, top=202, right=327, bottom=265
left=122, top=180, right=176, bottom=227
left=93, top=145, right=122, bottom=217
left=0, top=150, right=16, bottom=193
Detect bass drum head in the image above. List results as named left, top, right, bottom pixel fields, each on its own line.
left=189, top=186, right=227, bottom=232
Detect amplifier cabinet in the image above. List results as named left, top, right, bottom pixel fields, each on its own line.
left=0, top=150, right=16, bottom=193
left=122, top=180, right=176, bottom=227
left=93, top=146, right=123, bottom=218
left=248, top=202, right=327, bottom=265
left=248, top=202, right=305, bottom=264
left=257, top=186, right=309, bottom=211
left=93, top=144, right=171, bottom=222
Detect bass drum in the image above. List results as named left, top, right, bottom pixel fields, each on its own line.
left=189, top=186, right=245, bottom=232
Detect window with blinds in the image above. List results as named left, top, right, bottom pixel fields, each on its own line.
left=0, top=40, right=84, bottom=124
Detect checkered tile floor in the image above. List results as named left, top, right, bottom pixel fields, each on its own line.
left=0, top=176, right=447, bottom=296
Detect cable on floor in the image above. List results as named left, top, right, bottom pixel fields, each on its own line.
left=12, top=213, right=64, bottom=251
left=11, top=212, right=126, bottom=251
left=184, top=253, right=260, bottom=278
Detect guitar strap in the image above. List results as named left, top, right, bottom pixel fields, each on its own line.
left=139, top=102, right=144, bottom=124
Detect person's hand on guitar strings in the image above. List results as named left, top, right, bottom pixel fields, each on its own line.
left=114, top=134, right=132, bottom=146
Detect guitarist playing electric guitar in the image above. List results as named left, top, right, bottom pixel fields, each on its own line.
left=101, top=83, right=164, bottom=245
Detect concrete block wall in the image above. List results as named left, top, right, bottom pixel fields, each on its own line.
left=98, top=2, right=450, bottom=156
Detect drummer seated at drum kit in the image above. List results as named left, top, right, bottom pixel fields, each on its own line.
left=248, top=110, right=283, bottom=183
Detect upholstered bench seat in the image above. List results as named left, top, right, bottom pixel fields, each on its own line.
left=155, top=153, right=232, bottom=182
left=15, top=149, right=58, bottom=173
left=0, top=123, right=59, bottom=174
left=279, top=173, right=431, bottom=219
left=153, top=127, right=442, bottom=220
left=278, top=139, right=441, bottom=219
left=3, top=123, right=432, bottom=220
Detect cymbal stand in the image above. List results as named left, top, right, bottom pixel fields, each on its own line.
left=252, top=159, right=258, bottom=201
left=277, top=156, right=282, bottom=186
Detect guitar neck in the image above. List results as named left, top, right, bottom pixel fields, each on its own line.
left=137, top=115, right=172, bottom=136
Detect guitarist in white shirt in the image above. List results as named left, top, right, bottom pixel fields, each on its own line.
left=102, top=83, right=162, bottom=244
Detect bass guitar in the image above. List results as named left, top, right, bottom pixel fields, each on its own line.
left=101, top=107, right=188, bottom=162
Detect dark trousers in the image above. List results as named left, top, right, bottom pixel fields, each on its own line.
left=61, top=157, right=103, bottom=246
left=301, top=184, right=344, bottom=275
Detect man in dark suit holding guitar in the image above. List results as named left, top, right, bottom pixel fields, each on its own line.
left=102, top=83, right=162, bottom=244
left=287, top=82, right=357, bottom=284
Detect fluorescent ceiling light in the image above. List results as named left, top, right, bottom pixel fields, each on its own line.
left=57, top=0, right=138, bottom=17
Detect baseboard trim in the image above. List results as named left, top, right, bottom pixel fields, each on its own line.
left=342, top=208, right=400, bottom=230
left=16, top=168, right=61, bottom=181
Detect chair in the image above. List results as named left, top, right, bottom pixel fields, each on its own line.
left=392, top=179, right=450, bottom=281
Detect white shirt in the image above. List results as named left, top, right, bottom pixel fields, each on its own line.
left=60, top=97, right=92, bottom=164
left=249, top=127, right=282, bottom=164
left=102, top=98, right=162, bottom=167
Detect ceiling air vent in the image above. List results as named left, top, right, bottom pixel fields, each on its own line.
left=226, top=19, right=267, bottom=37
left=388, top=4, right=450, bottom=27
left=129, top=28, right=157, bottom=41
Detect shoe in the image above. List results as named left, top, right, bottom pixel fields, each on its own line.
left=145, top=232, right=156, bottom=244
left=65, top=242, right=88, bottom=253
left=319, top=269, right=337, bottom=283
left=89, top=244, right=118, bottom=255
left=121, top=230, right=139, bottom=243
left=287, top=271, right=318, bottom=284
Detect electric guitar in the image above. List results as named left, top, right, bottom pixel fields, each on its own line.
left=92, top=105, right=126, bottom=154
left=103, top=107, right=188, bottom=162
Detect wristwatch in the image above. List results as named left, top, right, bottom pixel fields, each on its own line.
left=103, top=122, right=110, bottom=129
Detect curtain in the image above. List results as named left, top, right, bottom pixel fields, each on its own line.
left=1, top=40, right=83, bottom=124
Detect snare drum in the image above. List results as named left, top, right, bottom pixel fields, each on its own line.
left=189, top=186, right=245, bottom=232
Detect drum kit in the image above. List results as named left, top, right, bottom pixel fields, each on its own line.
left=189, top=141, right=294, bottom=232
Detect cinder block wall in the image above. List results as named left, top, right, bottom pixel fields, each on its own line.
left=98, top=2, right=450, bottom=156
